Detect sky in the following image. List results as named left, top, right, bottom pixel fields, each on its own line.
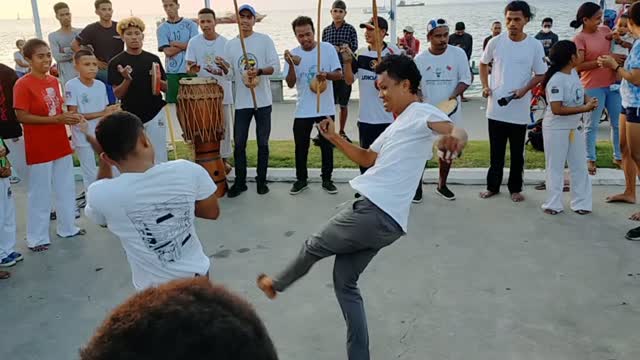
left=2, top=0, right=505, bottom=20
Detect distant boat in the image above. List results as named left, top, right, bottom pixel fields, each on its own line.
left=398, top=1, right=424, bottom=7
left=156, top=12, right=266, bottom=27
left=362, top=2, right=388, bottom=14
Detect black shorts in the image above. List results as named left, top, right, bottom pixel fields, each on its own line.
left=621, top=106, right=640, bottom=123
left=333, top=79, right=352, bottom=108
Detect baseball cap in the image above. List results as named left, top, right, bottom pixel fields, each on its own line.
left=427, top=18, right=449, bottom=34
left=238, top=4, right=257, bottom=16
left=455, top=21, right=465, bottom=31
left=360, top=17, right=389, bottom=32
left=403, top=25, right=415, bottom=33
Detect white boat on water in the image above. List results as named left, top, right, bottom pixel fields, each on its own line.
left=398, top=0, right=425, bottom=7
left=362, top=1, right=388, bottom=14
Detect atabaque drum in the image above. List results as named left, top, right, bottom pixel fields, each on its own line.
left=176, top=77, right=225, bottom=143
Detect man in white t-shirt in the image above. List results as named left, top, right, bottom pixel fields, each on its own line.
left=415, top=18, right=472, bottom=201
left=224, top=4, right=280, bottom=197
left=283, top=16, right=342, bottom=196
left=186, top=8, right=234, bottom=172
left=257, top=55, right=467, bottom=360
left=479, top=0, right=547, bottom=202
left=65, top=49, right=119, bottom=197
left=85, top=111, right=220, bottom=290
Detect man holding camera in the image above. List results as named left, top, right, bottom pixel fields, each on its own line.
left=478, top=0, right=546, bottom=202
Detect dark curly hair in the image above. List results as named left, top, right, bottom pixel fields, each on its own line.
left=374, top=54, right=422, bottom=94
left=79, top=277, right=279, bottom=360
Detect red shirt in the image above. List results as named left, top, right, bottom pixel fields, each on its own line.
left=13, top=74, right=72, bottom=165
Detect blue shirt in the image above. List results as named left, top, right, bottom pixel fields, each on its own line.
left=156, top=18, right=199, bottom=74
left=622, top=40, right=640, bottom=108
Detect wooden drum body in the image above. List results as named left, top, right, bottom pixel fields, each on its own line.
left=177, top=78, right=228, bottom=197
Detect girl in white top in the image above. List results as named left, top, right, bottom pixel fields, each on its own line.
left=542, top=40, right=599, bottom=215
left=14, top=40, right=29, bottom=77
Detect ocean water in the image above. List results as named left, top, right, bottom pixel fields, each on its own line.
left=0, top=0, right=583, bottom=98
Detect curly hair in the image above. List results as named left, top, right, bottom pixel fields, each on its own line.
left=79, top=277, right=279, bottom=360
left=116, top=17, right=146, bottom=36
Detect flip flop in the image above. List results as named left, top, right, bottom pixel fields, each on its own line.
left=28, top=244, right=49, bottom=252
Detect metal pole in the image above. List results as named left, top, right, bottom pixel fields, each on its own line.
left=204, top=0, right=211, bottom=8
left=31, top=0, right=43, bottom=39
left=389, top=0, right=397, bottom=42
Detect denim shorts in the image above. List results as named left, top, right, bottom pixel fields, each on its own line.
left=621, top=106, right=640, bottom=123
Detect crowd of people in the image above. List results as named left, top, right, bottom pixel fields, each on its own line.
left=1, top=0, right=640, bottom=359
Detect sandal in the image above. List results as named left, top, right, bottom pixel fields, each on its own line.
left=544, top=209, right=560, bottom=215
left=0, top=270, right=10, bottom=279
left=574, top=210, right=592, bottom=215
left=58, top=229, right=87, bottom=238
left=29, top=244, right=49, bottom=252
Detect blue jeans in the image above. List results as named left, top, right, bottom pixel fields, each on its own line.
left=585, top=87, right=621, bottom=161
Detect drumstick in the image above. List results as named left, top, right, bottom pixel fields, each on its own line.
left=372, top=0, right=382, bottom=63
left=233, top=0, right=258, bottom=110
left=164, top=106, right=179, bottom=160
left=316, top=0, right=322, bottom=114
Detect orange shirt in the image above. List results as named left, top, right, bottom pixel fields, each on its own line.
left=573, top=26, right=616, bottom=89
left=13, top=74, right=72, bottom=165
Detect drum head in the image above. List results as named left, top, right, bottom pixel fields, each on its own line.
left=179, top=77, right=219, bottom=85
left=436, top=99, right=458, bottom=117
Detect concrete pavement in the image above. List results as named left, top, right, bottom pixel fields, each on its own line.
left=1, top=183, right=639, bottom=360
left=167, top=97, right=618, bottom=141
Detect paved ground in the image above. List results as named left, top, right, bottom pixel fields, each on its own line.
left=1, top=182, right=640, bottom=360
left=167, top=97, right=617, bottom=142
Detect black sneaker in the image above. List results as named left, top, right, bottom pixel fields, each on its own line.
left=257, top=182, right=270, bottom=195
left=322, top=180, right=338, bottom=194
left=413, top=186, right=423, bottom=204
left=625, top=226, right=640, bottom=241
left=435, top=186, right=456, bottom=201
left=227, top=183, right=248, bottom=198
left=289, top=180, right=308, bottom=195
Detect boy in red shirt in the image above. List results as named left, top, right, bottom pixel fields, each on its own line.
left=13, top=38, right=85, bottom=252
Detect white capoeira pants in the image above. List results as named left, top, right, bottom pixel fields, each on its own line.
left=5, top=136, right=28, bottom=182
left=71, top=119, right=99, bottom=191
left=221, top=104, right=233, bottom=159
left=146, top=108, right=169, bottom=164
left=0, top=178, right=16, bottom=259
left=27, top=155, right=80, bottom=247
left=542, top=127, right=592, bottom=212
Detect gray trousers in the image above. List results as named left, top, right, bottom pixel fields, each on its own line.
left=273, top=197, right=404, bottom=360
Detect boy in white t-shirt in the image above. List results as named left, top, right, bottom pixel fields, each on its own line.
left=85, top=111, right=220, bottom=290
left=257, top=55, right=467, bottom=360
left=479, top=1, right=547, bottom=203
left=186, top=8, right=234, bottom=173
left=65, top=49, right=120, bottom=199
left=283, top=16, right=342, bottom=196
left=415, top=18, right=472, bottom=201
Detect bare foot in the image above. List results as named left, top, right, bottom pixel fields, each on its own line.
left=544, top=209, right=560, bottom=215
left=480, top=191, right=498, bottom=199
left=257, top=274, right=277, bottom=299
left=630, top=212, right=640, bottom=221
left=605, top=193, right=636, bottom=204
left=511, top=193, right=525, bottom=202
left=587, top=161, right=597, bottom=175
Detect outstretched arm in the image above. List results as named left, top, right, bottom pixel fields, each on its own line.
left=318, top=118, right=378, bottom=168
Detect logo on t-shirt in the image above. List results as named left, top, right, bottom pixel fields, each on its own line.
left=44, top=87, right=60, bottom=116
left=81, top=93, right=90, bottom=105
left=551, top=86, right=560, bottom=94
left=238, top=53, right=258, bottom=71
left=302, top=65, right=318, bottom=86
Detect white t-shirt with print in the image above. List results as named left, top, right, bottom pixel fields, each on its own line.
left=353, top=44, right=399, bottom=124
left=480, top=33, right=547, bottom=124
left=543, top=70, right=585, bottom=130
left=415, top=46, right=472, bottom=124
left=64, top=77, right=109, bottom=147
left=185, top=34, right=234, bottom=105
left=283, top=42, right=342, bottom=118
left=85, top=160, right=215, bottom=290
left=224, top=32, right=280, bottom=110
left=350, top=102, right=451, bottom=231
